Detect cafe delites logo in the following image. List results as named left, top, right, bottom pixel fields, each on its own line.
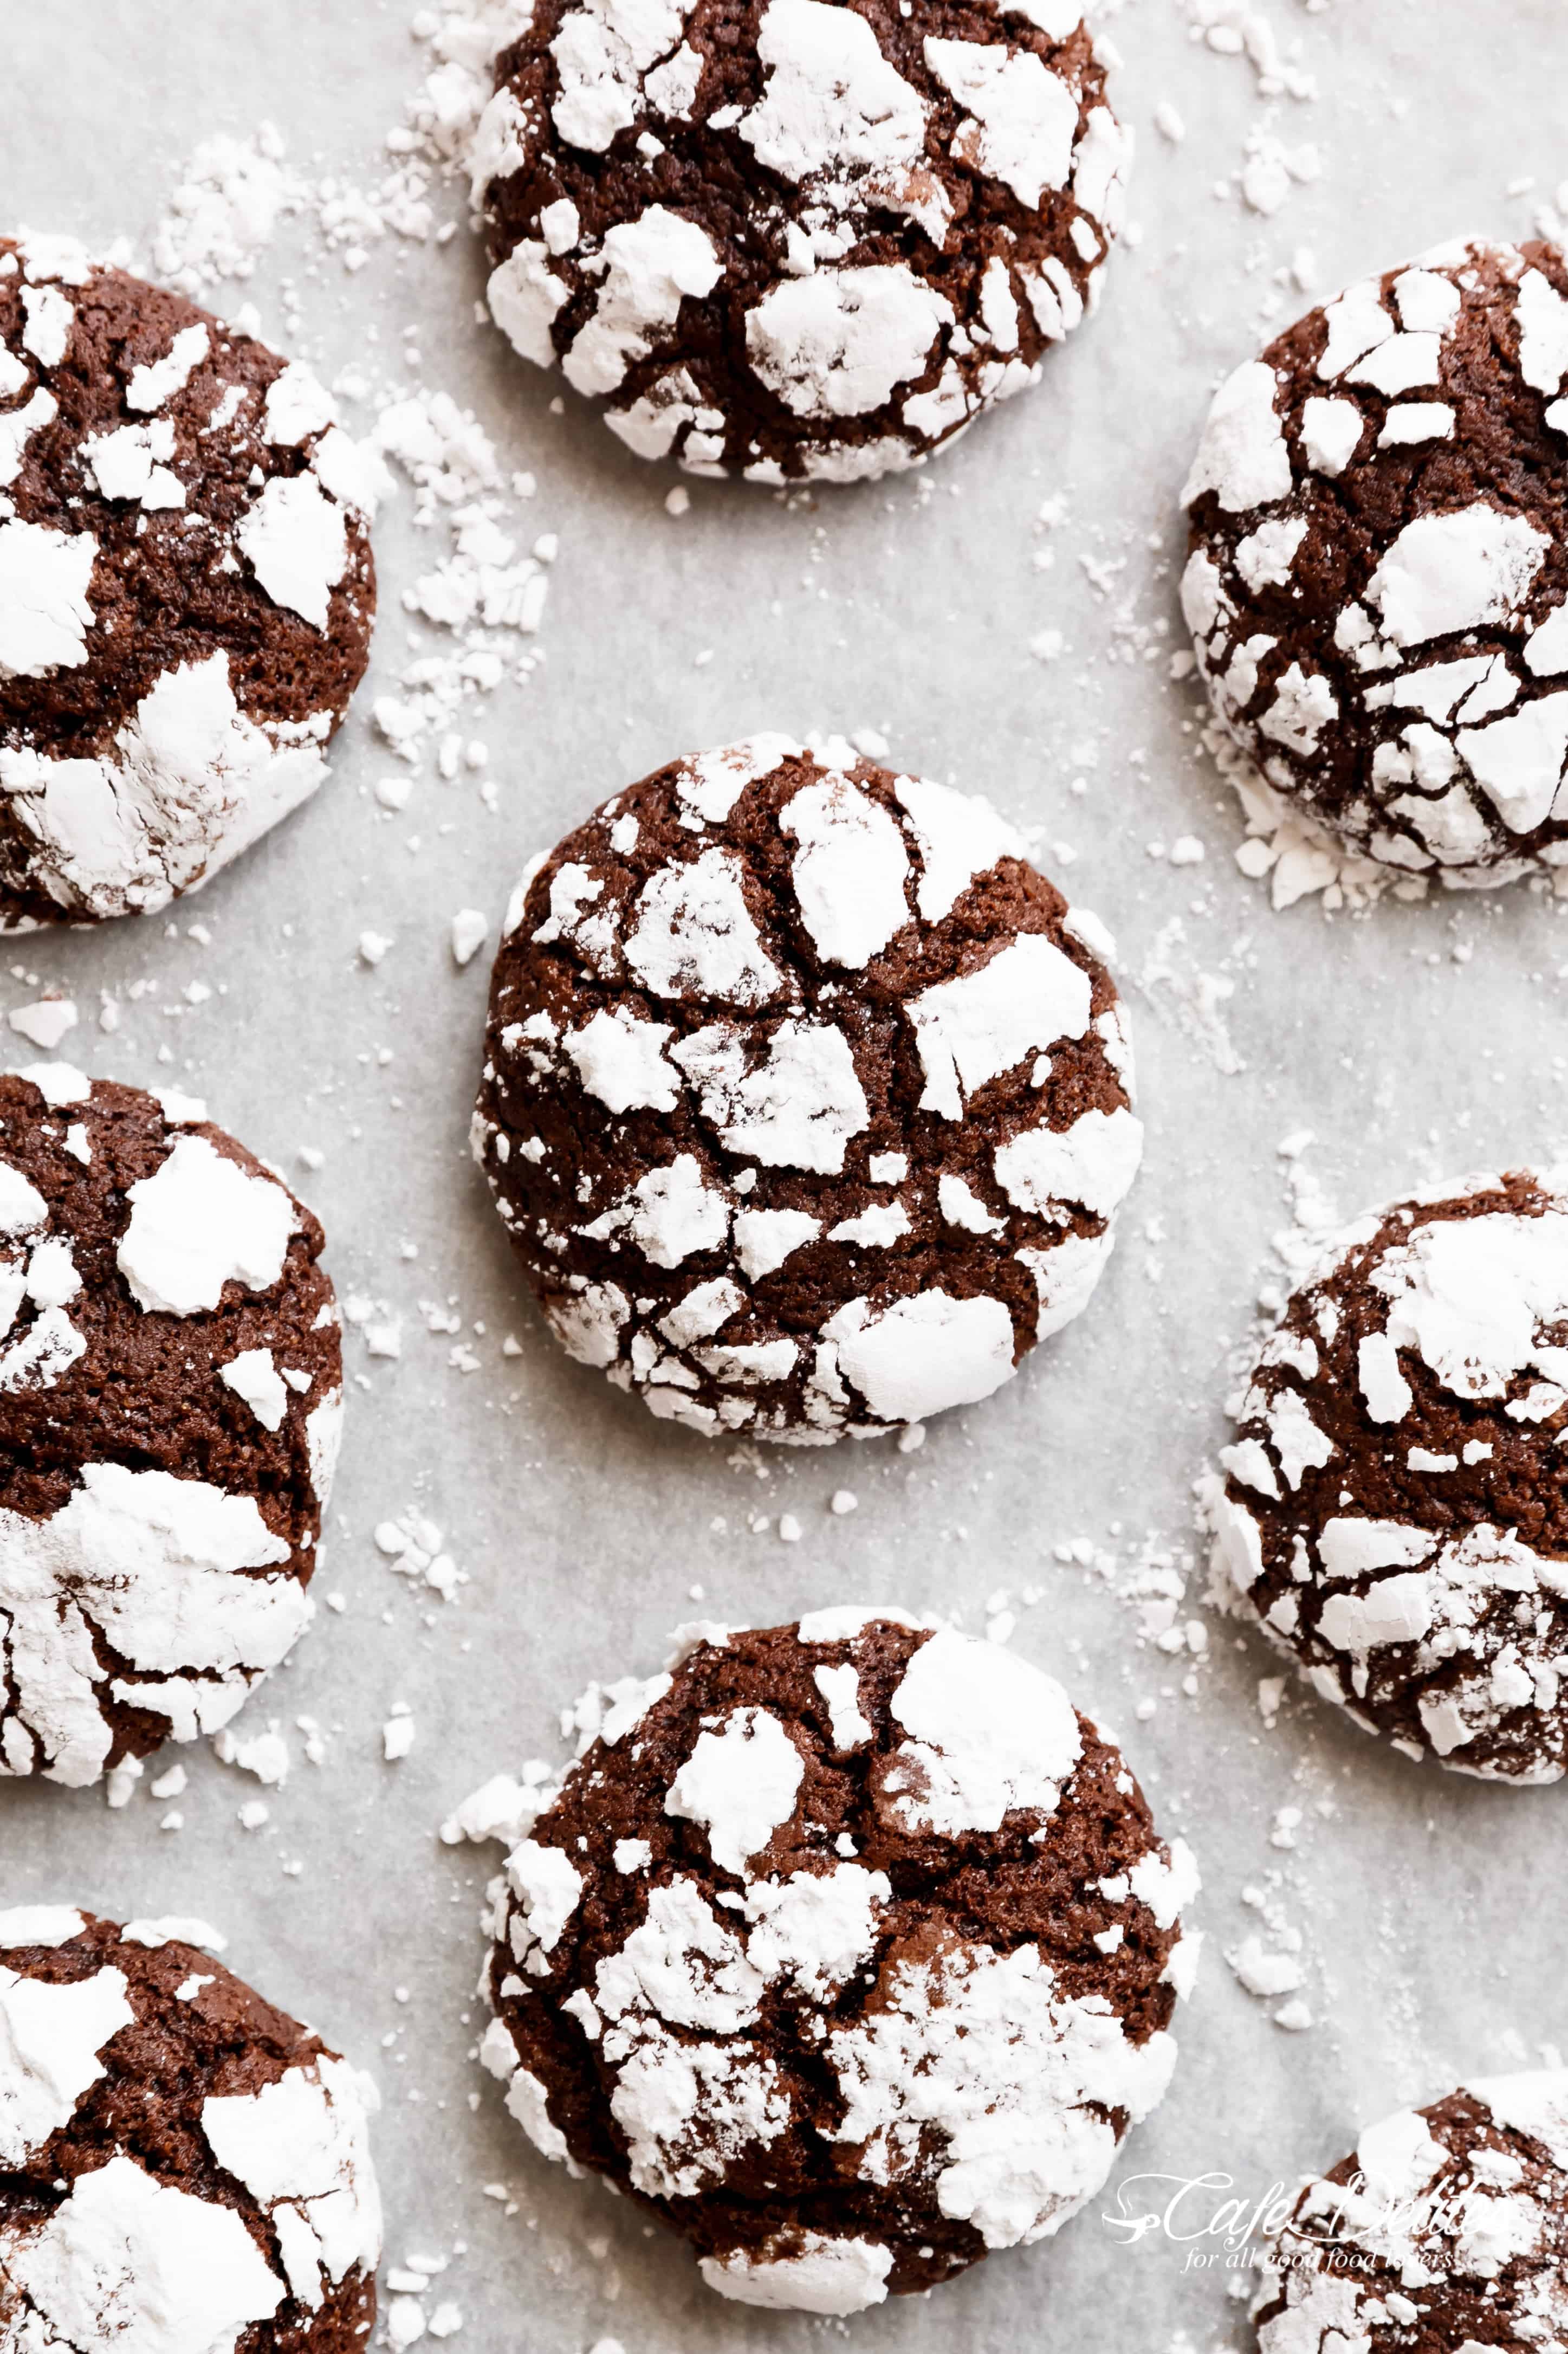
left=1103, top=2171, right=1301, bottom=2278
left=1100, top=2163, right=1459, bottom=2279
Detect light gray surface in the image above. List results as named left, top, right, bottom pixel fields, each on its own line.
left=7, top=3, right=1568, bottom=2347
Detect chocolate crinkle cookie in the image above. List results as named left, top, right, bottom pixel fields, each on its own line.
left=1255, top=2073, right=1568, bottom=2354
left=0, top=1906, right=381, bottom=2352
left=1182, top=238, right=1568, bottom=886
left=1213, top=1169, right=1568, bottom=1782
left=0, top=230, right=381, bottom=926
left=0, top=1065, right=343, bottom=1788
left=453, top=1612, right=1199, bottom=2312
left=472, top=736, right=1142, bottom=1442
left=469, top=0, right=1130, bottom=482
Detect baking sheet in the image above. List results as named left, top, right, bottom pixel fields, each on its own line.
left=7, top=2, right=1568, bottom=2346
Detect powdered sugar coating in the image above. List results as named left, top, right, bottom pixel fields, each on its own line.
left=0, top=1963, right=132, bottom=2164
left=699, top=2229, right=894, bottom=2311
left=664, top=1704, right=806, bottom=1871
left=0, top=237, right=375, bottom=927
left=472, top=0, right=1129, bottom=480
left=0, top=1073, right=341, bottom=1787
left=7, top=2155, right=288, bottom=2354
left=466, top=1613, right=1196, bottom=2305
left=1216, top=1169, right=1568, bottom=1780
left=826, top=1936, right=1176, bottom=2248
left=1255, top=2074, right=1568, bottom=2354
left=1184, top=238, right=1568, bottom=885
left=200, top=2055, right=384, bottom=2311
left=0, top=1912, right=380, bottom=2352
left=884, top=1623, right=1080, bottom=1833
left=475, top=741, right=1140, bottom=1442
left=118, top=1135, right=296, bottom=1317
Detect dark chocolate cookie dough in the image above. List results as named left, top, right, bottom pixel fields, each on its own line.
left=0, top=1906, right=380, bottom=2351
left=1214, top=1169, right=1568, bottom=1781
left=468, top=1612, right=1200, bottom=2311
left=472, top=736, right=1142, bottom=1441
left=1183, top=239, right=1568, bottom=885
left=470, top=0, right=1130, bottom=481
left=1256, top=2074, right=1568, bottom=2354
left=0, top=1065, right=343, bottom=1788
left=0, top=230, right=379, bottom=925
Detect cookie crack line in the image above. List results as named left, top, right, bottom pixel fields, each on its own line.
left=0, top=1910, right=383, bottom=2349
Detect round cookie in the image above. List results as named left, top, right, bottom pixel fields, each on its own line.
left=469, top=0, right=1130, bottom=483
left=472, top=736, right=1142, bottom=1443
left=1213, top=1170, right=1568, bottom=1782
left=1182, top=238, right=1568, bottom=885
left=0, top=1906, right=380, bottom=2349
left=0, top=1065, right=343, bottom=1788
left=1255, top=2074, right=1568, bottom=2354
left=468, top=1612, right=1200, bottom=2311
left=0, top=230, right=380, bottom=924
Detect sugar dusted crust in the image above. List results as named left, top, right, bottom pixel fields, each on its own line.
left=0, top=1910, right=380, bottom=2352
left=1216, top=1169, right=1568, bottom=1780
left=464, top=1615, right=1198, bottom=2306
left=0, top=1069, right=342, bottom=1786
left=0, top=233, right=379, bottom=926
left=1256, top=2074, right=1568, bottom=2354
left=1184, top=238, right=1568, bottom=889
left=472, top=0, right=1129, bottom=480
left=474, top=738, right=1141, bottom=1441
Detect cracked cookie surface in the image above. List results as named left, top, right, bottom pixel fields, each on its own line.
left=0, top=1907, right=380, bottom=2354
left=0, top=1066, right=342, bottom=1787
left=1183, top=238, right=1568, bottom=886
left=0, top=231, right=379, bottom=925
left=472, top=1612, right=1199, bottom=2311
left=1214, top=1169, right=1568, bottom=1781
left=1255, top=2075, right=1568, bottom=2354
left=471, top=0, right=1129, bottom=481
left=473, top=735, right=1141, bottom=1442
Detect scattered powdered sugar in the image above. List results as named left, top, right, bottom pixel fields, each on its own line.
left=1196, top=716, right=1399, bottom=914
left=374, top=1509, right=469, bottom=1605
left=1223, top=1867, right=1314, bottom=2032
left=366, top=390, right=554, bottom=777
left=148, top=125, right=308, bottom=292
left=134, top=105, right=561, bottom=833
left=1180, top=1, right=1322, bottom=219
